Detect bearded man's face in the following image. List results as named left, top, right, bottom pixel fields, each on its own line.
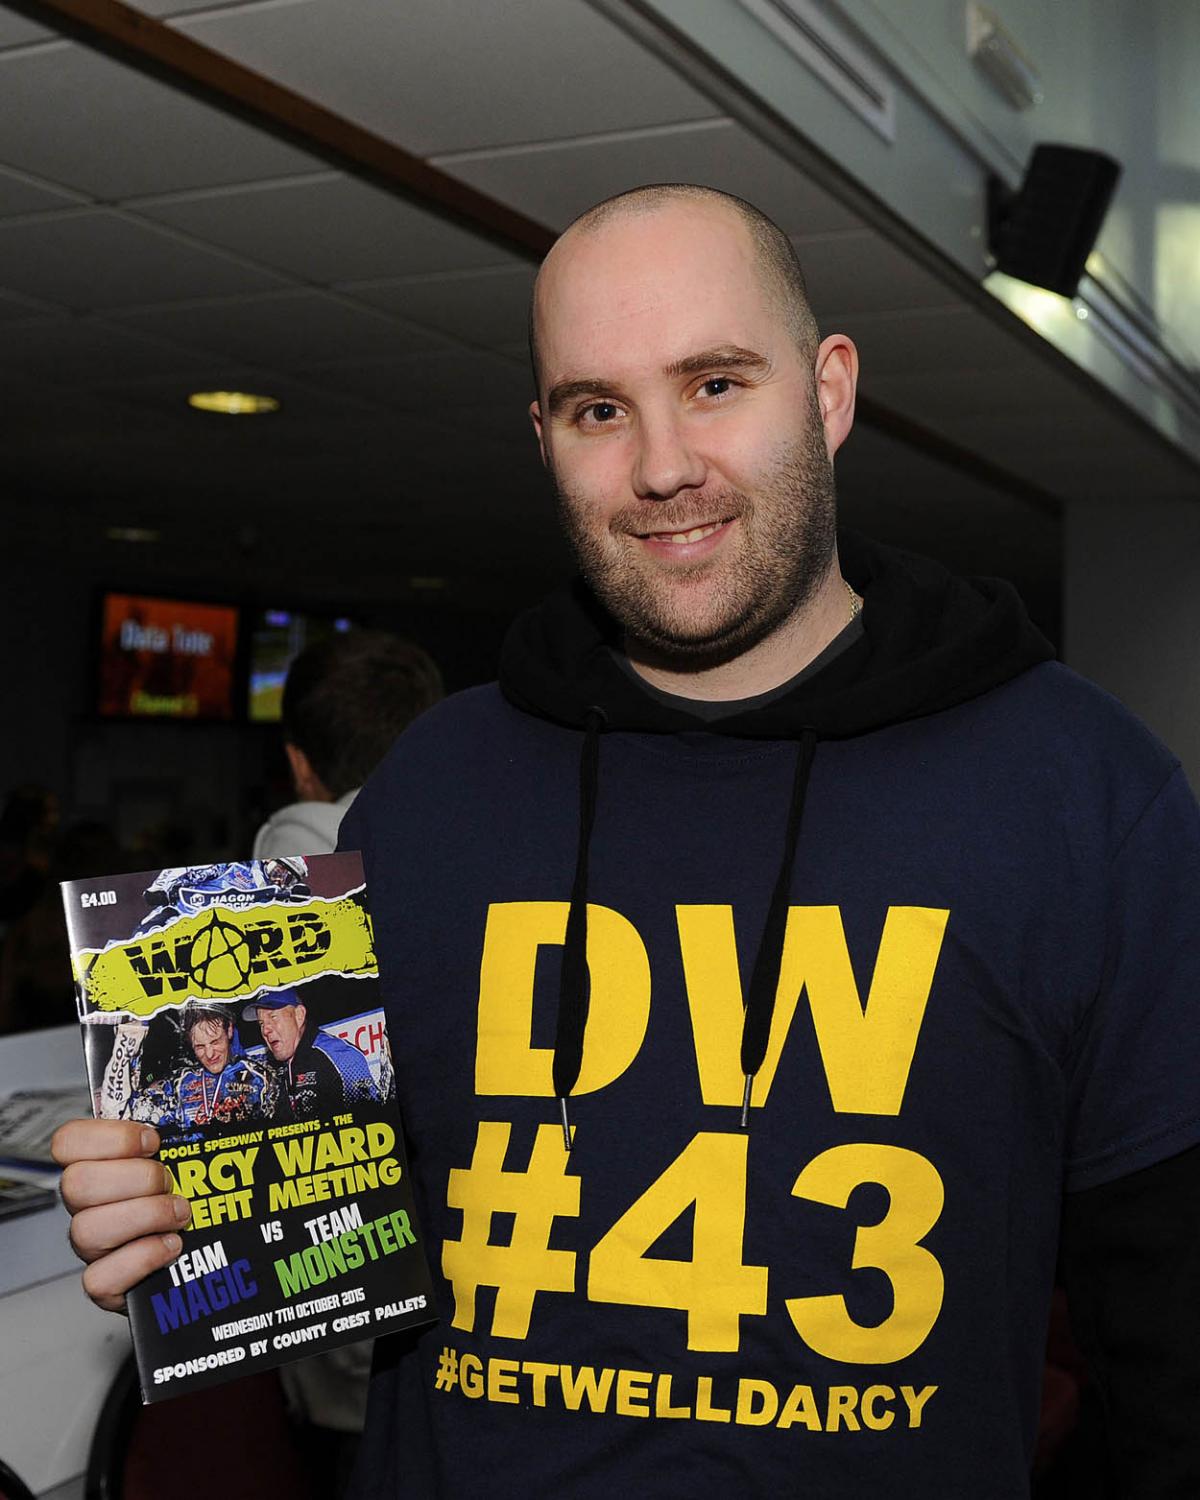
left=551, top=384, right=836, bottom=665
left=530, top=200, right=841, bottom=666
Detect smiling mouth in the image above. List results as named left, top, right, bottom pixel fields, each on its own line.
left=637, top=518, right=731, bottom=545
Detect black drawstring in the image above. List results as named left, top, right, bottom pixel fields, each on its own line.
left=739, top=727, right=818, bottom=1127
left=553, top=706, right=606, bottom=1149
left=552, top=711, right=816, bottom=1144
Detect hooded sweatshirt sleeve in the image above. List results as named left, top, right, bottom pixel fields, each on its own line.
left=1063, top=763, right=1200, bottom=1192
left=1061, top=1143, right=1200, bottom=1495
left=1056, top=764, right=1200, bottom=1492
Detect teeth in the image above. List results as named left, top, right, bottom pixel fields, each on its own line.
left=662, top=522, right=721, bottom=544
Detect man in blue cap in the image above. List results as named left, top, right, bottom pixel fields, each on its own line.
left=243, top=988, right=378, bottom=1121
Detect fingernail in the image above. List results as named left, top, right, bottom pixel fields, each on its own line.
left=162, top=1234, right=182, bottom=1256
left=140, top=1128, right=158, bottom=1154
left=173, top=1197, right=191, bottom=1224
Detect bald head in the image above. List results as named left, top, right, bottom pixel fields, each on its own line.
left=529, top=184, right=820, bottom=394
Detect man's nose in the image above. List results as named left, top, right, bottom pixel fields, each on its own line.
left=630, top=410, right=706, bottom=500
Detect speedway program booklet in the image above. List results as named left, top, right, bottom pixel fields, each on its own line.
left=61, top=852, right=435, bottom=1403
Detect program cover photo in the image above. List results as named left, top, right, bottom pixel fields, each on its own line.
left=61, top=852, right=435, bottom=1403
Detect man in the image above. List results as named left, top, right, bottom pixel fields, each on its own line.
left=118, top=1004, right=276, bottom=1134
left=244, top=989, right=379, bottom=1120
left=52, top=186, right=1200, bottom=1497
left=253, top=630, right=443, bottom=860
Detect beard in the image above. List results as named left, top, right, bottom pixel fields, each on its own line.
left=552, top=405, right=838, bottom=671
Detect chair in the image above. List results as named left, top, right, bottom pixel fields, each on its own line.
left=86, top=1354, right=316, bottom=1500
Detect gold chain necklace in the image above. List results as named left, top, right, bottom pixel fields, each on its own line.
left=845, top=579, right=862, bottom=620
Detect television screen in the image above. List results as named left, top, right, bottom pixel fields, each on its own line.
left=247, top=609, right=353, bottom=723
left=98, top=594, right=239, bottom=721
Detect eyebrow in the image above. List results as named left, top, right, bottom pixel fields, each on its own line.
left=663, top=345, right=771, bottom=379
left=545, top=344, right=772, bottom=417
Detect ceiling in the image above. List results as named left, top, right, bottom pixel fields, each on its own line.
left=1, top=0, right=1195, bottom=624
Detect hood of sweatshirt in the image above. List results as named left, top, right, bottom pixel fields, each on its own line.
left=500, top=532, right=1052, bottom=737
left=496, top=531, right=1055, bottom=1143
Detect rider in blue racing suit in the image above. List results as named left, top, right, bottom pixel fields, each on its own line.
left=128, top=1005, right=278, bottom=1134
left=135, top=858, right=311, bottom=936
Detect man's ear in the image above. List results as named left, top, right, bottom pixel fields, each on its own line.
left=813, top=333, right=859, bottom=460
left=294, top=1004, right=307, bottom=1031
left=284, top=742, right=332, bottom=803
left=529, top=400, right=549, bottom=468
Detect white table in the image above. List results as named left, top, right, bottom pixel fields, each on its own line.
left=0, top=1026, right=131, bottom=1498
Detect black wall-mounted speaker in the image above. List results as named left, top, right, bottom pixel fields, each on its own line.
left=988, top=144, right=1121, bottom=298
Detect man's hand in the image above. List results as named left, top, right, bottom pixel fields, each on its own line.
left=51, top=1119, right=191, bottom=1313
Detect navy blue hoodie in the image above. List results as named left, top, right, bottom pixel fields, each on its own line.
left=343, top=535, right=1200, bottom=1498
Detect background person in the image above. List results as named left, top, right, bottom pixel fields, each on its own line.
left=253, top=630, right=442, bottom=860
left=117, top=1004, right=277, bottom=1134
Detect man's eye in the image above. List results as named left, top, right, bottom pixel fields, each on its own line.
left=580, top=402, right=620, bottom=425
left=700, top=377, right=734, bottom=398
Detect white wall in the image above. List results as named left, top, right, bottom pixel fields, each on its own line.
left=1065, top=498, right=1200, bottom=786
left=839, top=0, right=1200, bottom=363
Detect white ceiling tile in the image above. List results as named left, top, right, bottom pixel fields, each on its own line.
left=795, top=233, right=961, bottom=320
left=0, top=41, right=321, bottom=198
left=131, top=176, right=519, bottom=283
left=438, top=120, right=863, bottom=236
left=172, top=0, right=718, bottom=156
left=0, top=210, right=288, bottom=309
left=296, top=348, right=527, bottom=415
left=0, top=287, right=66, bottom=323
left=109, top=290, right=451, bottom=368
left=0, top=8, right=54, bottom=49
left=0, top=163, right=86, bottom=218
left=343, top=266, right=537, bottom=350
left=135, top=0, right=317, bottom=15
left=0, top=319, right=217, bottom=384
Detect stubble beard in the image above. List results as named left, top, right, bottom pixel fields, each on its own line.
left=553, top=412, right=838, bottom=671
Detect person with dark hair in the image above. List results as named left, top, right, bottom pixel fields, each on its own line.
left=253, top=630, right=442, bottom=859
left=52, top=184, right=1200, bottom=1497
left=114, top=1004, right=277, bottom=1135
